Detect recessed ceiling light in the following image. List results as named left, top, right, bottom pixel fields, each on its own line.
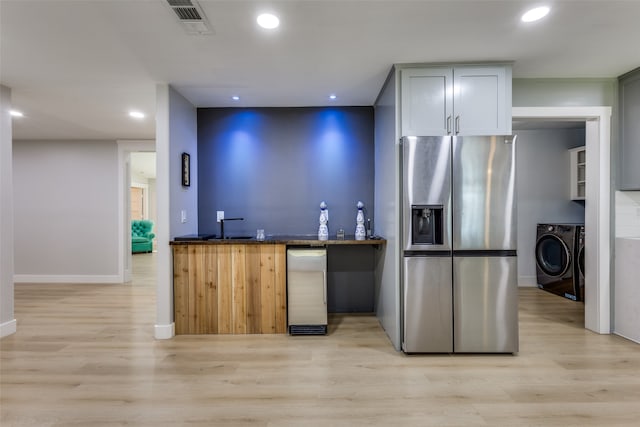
left=329, top=94, right=337, bottom=100
left=257, top=13, right=279, bottom=29
left=232, top=96, right=240, bottom=101
left=10, top=110, right=24, bottom=117
left=521, top=6, right=550, bottom=22
left=129, top=111, right=145, bottom=119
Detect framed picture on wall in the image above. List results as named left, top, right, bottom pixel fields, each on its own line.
left=181, top=152, right=190, bottom=187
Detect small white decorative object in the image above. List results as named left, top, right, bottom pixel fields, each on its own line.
left=318, top=201, right=329, bottom=241
left=355, top=201, right=366, bottom=241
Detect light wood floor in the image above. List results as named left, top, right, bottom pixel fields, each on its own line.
left=2, top=253, right=639, bottom=426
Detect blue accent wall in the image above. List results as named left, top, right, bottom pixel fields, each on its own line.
left=197, top=107, right=374, bottom=237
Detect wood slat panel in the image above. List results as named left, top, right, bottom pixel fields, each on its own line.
left=172, top=245, right=189, bottom=335
left=217, top=245, right=233, bottom=334
left=187, top=246, right=198, bottom=333
left=231, top=245, right=247, bottom=334
left=260, top=245, right=276, bottom=334
left=274, top=244, right=287, bottom=333
left=246, top=244, right=262, bottom=334
left=204, top=245, right=218, bottom=334
left=173, top=243, right=287, bottom=335
left=195, top=245, right=209, bottom=334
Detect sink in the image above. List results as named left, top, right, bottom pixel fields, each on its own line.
left=208, top=236, right=253, bottom=240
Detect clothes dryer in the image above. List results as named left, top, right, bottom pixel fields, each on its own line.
left=575, top=225, right=585, bottom=302
left=535, top=223, right=582, bottom=301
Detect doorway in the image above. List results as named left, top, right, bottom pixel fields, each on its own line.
left=513, top=121, right=586, bottom=292
left=117, top=140, right=156, bottom=283
left=512, top=107, right=611, bottom=335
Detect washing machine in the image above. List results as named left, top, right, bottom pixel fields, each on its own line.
left=575, top=225, right=585, bottom=302
left=535, top=223, right=582, bottom=301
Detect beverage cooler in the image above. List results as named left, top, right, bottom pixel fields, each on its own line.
left=287, top=248, right=327, bottom=335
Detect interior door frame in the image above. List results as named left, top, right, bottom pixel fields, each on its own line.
left=117, top=140, right=156, bottom=282
left=512, top=106, right=611, bottom=334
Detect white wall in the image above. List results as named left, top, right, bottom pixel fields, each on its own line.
left=148, top=178, right=157, bottom=225
left=515, top=128, right=586, bottom=286
left=374, top=68, right=401, bottom=350
left=13, top=140, right=119, bottom=282
left=614, top=237, right=640, bottom=343
left=169, top=87, right=198, bottom=238
left=1, top=85, right=16, bottom=337
left=615, top=191, right=640, bottom=237
left=154, top=84, right=198, bottom=339
left=513, top=79, right=617, bottom=107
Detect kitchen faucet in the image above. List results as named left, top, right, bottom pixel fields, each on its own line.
left=219, top=217, right=244, bottom=239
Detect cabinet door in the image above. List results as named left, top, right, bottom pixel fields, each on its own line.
left=619, top=69, right=640, bottom=190
left=453, top=66, right=511, bottom=135
left=401, top=67, right=453, bottom=136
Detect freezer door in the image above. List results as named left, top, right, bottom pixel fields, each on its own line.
left=402, top=136, right=452, bottom=251
left=452, top=136, right=516, bottom=250
left=453, top=256, right=519, bottom=353
left=403, top=256, right=453, bottom=353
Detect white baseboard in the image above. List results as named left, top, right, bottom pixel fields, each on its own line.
left=14, top=274, right=122, bottom=284
left=518, top=275, right=538, bottom=287
left=155, top=323, right=174, bottom=339
left=0, top=319, right=17, bottom=337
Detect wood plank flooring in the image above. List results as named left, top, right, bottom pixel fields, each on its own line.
left=2, top=253, right=640, bottom=426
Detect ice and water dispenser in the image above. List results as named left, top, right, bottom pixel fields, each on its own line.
left=410, top=205, right=444, bottom=245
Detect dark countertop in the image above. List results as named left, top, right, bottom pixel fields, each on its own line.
left=170, top=234, right=386, bottom=246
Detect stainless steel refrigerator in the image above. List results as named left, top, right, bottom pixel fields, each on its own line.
left=401, top=135, right=518, bottom=353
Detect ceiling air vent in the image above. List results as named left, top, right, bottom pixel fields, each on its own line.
left=166, top=0, right=213, bottom=35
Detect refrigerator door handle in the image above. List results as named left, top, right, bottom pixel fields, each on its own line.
left=446, top=115, right=452, bottom=134
left=455, top=115, right=460, bottom=134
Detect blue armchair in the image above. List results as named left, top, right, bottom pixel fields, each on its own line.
left=132, top=220, right=155, bottom=253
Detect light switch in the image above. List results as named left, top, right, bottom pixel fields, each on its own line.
left=181, top=210, right=187, bottom=223
left=217, top=211, right=224, bottom=222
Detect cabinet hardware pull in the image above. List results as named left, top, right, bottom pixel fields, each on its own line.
left=447, top=116, right=452, bottom=134
left=455, top=116, right=460, bottom=134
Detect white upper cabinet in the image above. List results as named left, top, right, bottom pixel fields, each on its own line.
left=401, top=67, right=453, bottom=136
left=401, top=64, right=512, bottom=136
left=453, top=66, right=511, bottom=135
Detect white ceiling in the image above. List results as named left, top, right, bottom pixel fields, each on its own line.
left=2, top=0, right=639, bottom=141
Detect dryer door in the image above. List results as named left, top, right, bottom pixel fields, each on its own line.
left=535, top=234, right=572, bottom=277
left=578, top=245, right=585, bottom=277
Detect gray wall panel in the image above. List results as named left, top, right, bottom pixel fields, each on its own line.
left=197, top=107, right=374, bottom=237
left=373, top=68, right=402, bottom=350
left=327, top=246, right=375, bottom=313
